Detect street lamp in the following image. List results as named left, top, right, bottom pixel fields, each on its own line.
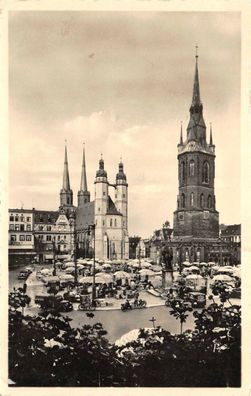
left=52, top=236, right=56, bottom=276
left=88, top=224, right=96, bottom=304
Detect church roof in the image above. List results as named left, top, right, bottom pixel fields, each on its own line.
left=75, top=201, right=95, bottom=230
left=107, top=196, right=122, bottom=216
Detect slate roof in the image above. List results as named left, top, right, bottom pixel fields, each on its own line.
left=221, top=224, right=241, bottom=236
left=107, top=196, right=122, bottom=216
left=34, top=210, right=59, bottom=224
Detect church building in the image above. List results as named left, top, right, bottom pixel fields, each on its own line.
left=60, top=143, right=129, bottom=261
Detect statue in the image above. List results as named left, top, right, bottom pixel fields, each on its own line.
left=160, top=244, right=173, bottom=288
left=161, top=244, right=173, bottom=272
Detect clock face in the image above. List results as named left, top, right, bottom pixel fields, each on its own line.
left=188, top=141, right=196, bottom=151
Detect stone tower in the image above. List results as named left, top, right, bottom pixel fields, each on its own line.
left=78, top=143, right=90, bottom=207
left=173, top=53, right=219, bottom=240
left=60, top=143, right=73, bottom=210
left=115, top=160, right=128, bottom=231
left=94, top=156, right=108, bottom=259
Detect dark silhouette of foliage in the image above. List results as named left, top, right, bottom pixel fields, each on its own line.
left=8, top=287, right=240, bottom=387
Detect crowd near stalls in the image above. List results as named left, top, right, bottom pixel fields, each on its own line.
left=20, top=256, right=241, bottom=311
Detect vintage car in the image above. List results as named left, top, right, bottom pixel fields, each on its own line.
left=185, top=291, right=206, bottom=308
left=121, top=299, right=147, bottom=311
left=35, top=294, right=73, bottom=312
left=18, top=270, right=30, bottom=280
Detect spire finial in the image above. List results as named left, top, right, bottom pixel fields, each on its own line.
left=191, top=47, right=201, bottom=106
left=179, top=121, right=183, bottom=145
left=210, top=122, right=213, bottom=145
left=195, top=45, right=198, bottom=59
left=101, top=152, right=103, bottom=159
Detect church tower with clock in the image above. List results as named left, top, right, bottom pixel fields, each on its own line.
left=173, top=52, right=219, bottom=245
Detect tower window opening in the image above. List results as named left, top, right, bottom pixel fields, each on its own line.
left=208, top=195, right=212, bottom=208
left=181, top=162, right=186, bottom=183
left=181, top=193, right=186, bottom=208
left=200, top=193, right=205, bottom=208
left=67, top=197, right=70, bottom=204
left=110, top=219, right=113, bottom=227
left=115, top=219, right=117, bottom=227
left=202, top=161, right=210, bottom=183
left=189, top=160, right=195, bottom=176
left=190, top=192, right=194, bottom=207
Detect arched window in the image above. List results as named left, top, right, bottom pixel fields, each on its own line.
left=181, top=193, right=186, bottom=208
left=67, top=197, right=70, bottom=204
left=110, top=218, right=113, bottom=227
left=207, top=195, right=212, bottom=208
left=202, top=161, right=209, bottom=183
left=200, top=193, right=205, bottom=208
left=181, top=162, right=186, bottom=183
left=190, top=192, right=194, bottom=207
left=115, top=219, right=117, bottom=227
left=189, top=160, right=195, bottom=176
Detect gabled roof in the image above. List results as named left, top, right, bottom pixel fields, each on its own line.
left=221, top=224, right=241, bottom=236
left=107, top=196, right=122, bottom=216
left=34, top=210, right=59, bottom=224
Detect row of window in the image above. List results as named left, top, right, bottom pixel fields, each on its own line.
left=95, top=218, right=118, bottom=227
left=95, top=218, right=126, bottom=227
left=9, top=215, right=31, bottom=222
left=180, top=160, right=210, bottom=183
left=10, top=235, right=32, bottom=241
left=180, top=193, right=213, bottom=209
left=37, top=235, right=68, bottom=242
left=9, top=224, right=31, bottom=231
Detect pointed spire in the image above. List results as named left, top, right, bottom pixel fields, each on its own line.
left=192, top=45, right=201, bottom=106
left=80, top=143, right=88, bottom=191
left=179, top=122, right=183, bottom=145
left=210, top=122, right=213, bottom=145
left=62, top=141, right=71, bottom=190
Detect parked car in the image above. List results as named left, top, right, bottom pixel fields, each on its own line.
left=35, top=294, right=73, bottom=312
left=186, top=291, right=206, bottom=308
left=18, top=270, right=30, bottom=280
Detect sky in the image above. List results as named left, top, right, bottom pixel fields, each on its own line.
left=9, top=11, right=241, bottom=238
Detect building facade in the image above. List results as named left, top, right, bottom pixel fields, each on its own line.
left=9, top=144, right=129, bottom=265
left=8, top=209, right=35, bottom=266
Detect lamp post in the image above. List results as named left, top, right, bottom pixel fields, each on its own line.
left=52, top=236, right=56, bottom=276
left=88, top=224, right=96, bottom=304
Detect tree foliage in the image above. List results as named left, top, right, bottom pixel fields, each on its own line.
left=9, top=288, right=240, bottom=387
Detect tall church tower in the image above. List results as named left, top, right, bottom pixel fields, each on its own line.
left=94, top=156, right=108, bottom=259
left=173, top=52, right=219, bottom=240
left=60, top=142, right=73, bottom=210
left=78, top=144, right=90, bottom=207
left=115, top=160, right=128, bottom=230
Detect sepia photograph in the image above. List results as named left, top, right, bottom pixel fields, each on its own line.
left=6, top=8, right=242, bottom=389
